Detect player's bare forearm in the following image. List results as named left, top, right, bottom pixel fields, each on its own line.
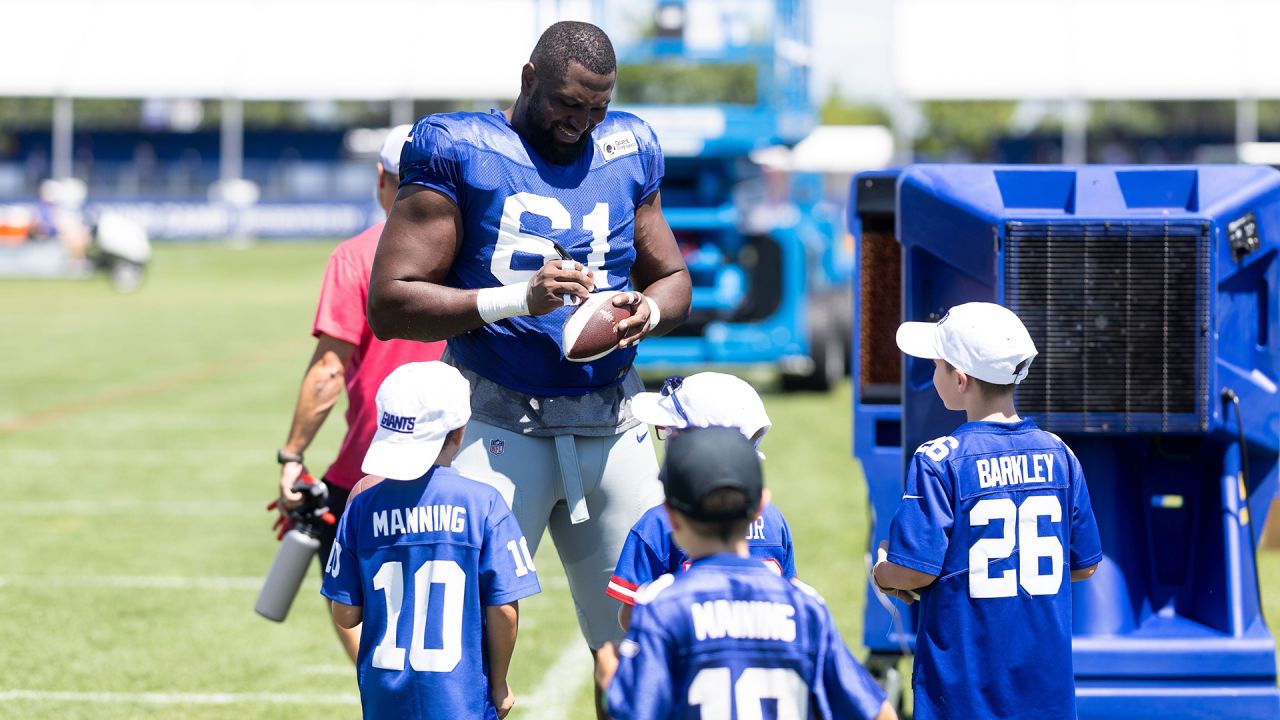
left=485, top=601, right=520, bottom=686
left=874, top=560, right=937, bottom=592
left=368, top=186, right=488, bottom=342
left=638, top=269, right=692, bottom=337
left=331, top=600, right=362, bottom=629
left=283, top=335, right=354, bottom=455
left=631, top=191, right=692, bottom=336
left=369, top=187, right=596, bottom=340
left=1071, top=564, right=1098, bottom=582
left=369, top=279, right=487, bottom=342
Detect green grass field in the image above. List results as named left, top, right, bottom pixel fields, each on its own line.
left=2, top=241, right=1279, bottom=719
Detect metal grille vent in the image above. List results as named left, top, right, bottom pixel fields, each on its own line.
left=1005, top=221, right=1210, bottom=433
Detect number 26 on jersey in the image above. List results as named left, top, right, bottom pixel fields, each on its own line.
left=969, top=495, right=1064, bottom=598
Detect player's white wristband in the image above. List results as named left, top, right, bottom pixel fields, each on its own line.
left=477, top=283, right=530, bottom=323
left=644, top=296, right=661, bottom=332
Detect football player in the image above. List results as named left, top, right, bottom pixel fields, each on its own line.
left=366, top=21, right=692, bottom=718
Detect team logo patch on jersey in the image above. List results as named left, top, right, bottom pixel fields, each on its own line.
left=595, top=130, right=639, bottom=162
left=489, top=439, right=505, bottom=456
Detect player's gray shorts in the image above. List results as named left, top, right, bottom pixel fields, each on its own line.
left=453, top=419, right=662, bottom=649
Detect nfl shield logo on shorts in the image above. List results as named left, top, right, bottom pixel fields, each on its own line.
left=489, top=439, right=505, bottom=456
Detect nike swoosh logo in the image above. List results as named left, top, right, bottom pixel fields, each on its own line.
left=902, top=494, right=923, bottom=500
left=636, top=431, right=649, bottom=443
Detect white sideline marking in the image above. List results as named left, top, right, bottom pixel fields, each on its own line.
left=521, top=636, right=593, bottom=719
left=297, top=664, right=355, bottom=677
left=0, top=574, right=568, bottom=592
left=8, top=500, right=263, bottom=515
left=0, top=690, right=357, bottom=706
left=0, top=575, right=268, bottom=591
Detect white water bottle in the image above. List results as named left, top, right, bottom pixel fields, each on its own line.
left=255, top=526, right=321, bottom=622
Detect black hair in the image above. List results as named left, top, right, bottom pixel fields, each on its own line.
left=529, top=21, right=617, bottom=82
left=684, top=487, right=754, bottom=543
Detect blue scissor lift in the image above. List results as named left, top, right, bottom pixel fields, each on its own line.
left=606, top=0, right=853, bottom=390
left=851, top=164, right=1280, bottom=718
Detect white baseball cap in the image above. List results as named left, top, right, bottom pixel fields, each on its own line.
left=632, top=373, right=772, bottom=452
left=378, top=124, right=414, bottom=176
left=362, top=362, right=472, bottom=481
left=896, top=302, right=1038, bottom=385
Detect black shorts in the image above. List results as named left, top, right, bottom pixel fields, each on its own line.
left=315, top=480, right=351, bottom=579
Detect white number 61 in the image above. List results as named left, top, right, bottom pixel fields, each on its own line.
left=490, top=193, right=610, bottom=285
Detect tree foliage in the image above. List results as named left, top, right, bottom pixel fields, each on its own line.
left=819, top=90, right=890, bottom=126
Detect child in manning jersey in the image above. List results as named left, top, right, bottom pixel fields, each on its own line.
left=607, top=372, right=797, bottom=629
left=871, top=302, right=1102, bottom=720
left=321, top=362, right=541, bottom=720
left=605, top=427, right=896, bottom=720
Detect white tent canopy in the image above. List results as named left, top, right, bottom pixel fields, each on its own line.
left=751, top=125, right=894, bottom=173
left=0, top=0, right=562, bottom=100
left=894, top=0, right=1280, bottom=101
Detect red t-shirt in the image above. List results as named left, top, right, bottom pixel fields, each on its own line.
left=312, top=223, right=444, bottom=489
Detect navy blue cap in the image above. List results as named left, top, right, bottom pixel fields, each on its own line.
left=660, top=426, right=763, bottom=521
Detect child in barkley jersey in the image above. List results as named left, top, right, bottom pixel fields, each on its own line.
left=872, top=302, right=1102, bottom=720
left=322, top=362, right=541, bottom=720
left=606, top=427, right=896, bottom=720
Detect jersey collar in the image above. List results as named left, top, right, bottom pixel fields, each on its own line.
left=687, top=553, right=764, bottom=571
left=957, top=417, right=1039, bottom=433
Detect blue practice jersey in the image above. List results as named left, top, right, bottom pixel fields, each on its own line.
left=607, top=554, right=887, bottom=720
left=321, top=466, right=542, bottom=720
left=607, top=504, right=797, bottom=605
left=887, top=419, right=1102, bottom=720
left=399, top=110, right=664, bottom=396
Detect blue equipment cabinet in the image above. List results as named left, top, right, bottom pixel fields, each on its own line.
left=852, top=164, right=1280, bottom=717
left=606, top=0, right=852, bottom=390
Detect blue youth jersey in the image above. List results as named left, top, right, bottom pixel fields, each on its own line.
left=321, top=466, right=541, bottom=720
left=399, top=110, right=664, bottom=396
left=607, top=504, right=797, bottom=605
left=607, top=554, right=886, bottom=720
left=887, top=419, right=1102, bottom=720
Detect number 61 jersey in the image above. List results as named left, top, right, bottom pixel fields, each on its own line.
left=321, top=466, right=542, bottom=720
left=887, top=419, right=1102, bottom=720
left=399, top=110, right=664, bottom=397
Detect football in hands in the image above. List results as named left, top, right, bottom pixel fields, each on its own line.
left=563, top=291, right=639, bottom=362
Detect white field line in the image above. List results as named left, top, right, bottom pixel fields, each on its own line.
left=7, top=500, right=264, bottom=515
left=0, top=574, right=568, bottom=592
left=0, top=690, right=357, bottom=706
left=0, top=449, right=263, bottom=466
left=0, top=575, right=267, bottom=591
left=297, top=664, right=357, bottom=677
left=520, top=636, right=594, bottom=719
left=0, top=651, right=583, bottom=709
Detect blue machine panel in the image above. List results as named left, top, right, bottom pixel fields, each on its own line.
left=853, top=165, right=1280, bottom=717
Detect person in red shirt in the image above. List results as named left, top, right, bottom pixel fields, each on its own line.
left=274, top=124, right=444, bottom=661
